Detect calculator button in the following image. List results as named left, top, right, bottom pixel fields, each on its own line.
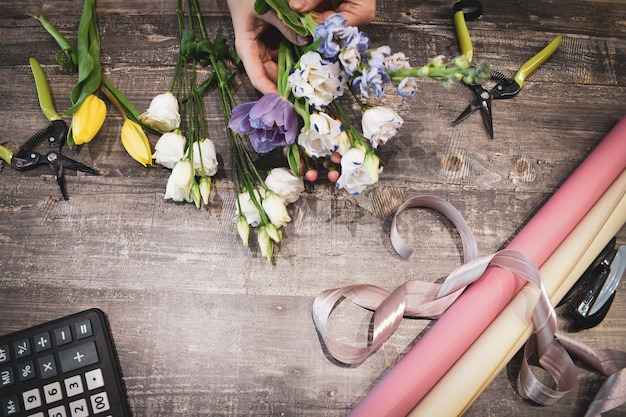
left=89, top=392, right=110, bottom=414
left=54, top=327, right=72, bottom=346
left=84, top=369, right=104, bottom=391
left=58, top=342, right=98, bottom=373
left=22, top=388, right=42, bottom=410
left=68, top=398, right=89, bottom=417
left=47, top=404, right=67, bottom=417
left=43, top=381, right=63, bottom=404
left=17, top=361, right=35, bottom=382
left=1, top=396, right=19, bottom=415
left=64, top=375, right=84, bottom=397
left=38, top=355, right=57, bottom=379
left=0, top=346, right=9, bottom=364
left=13, top=339, right=31, bottom=358
left=34, top=333, right=52, bottom=352
left=74, top=321, right=92, bottom=340
left=0, top=367, right=15, bottom=388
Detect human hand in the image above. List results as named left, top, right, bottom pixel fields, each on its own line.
left=290, top=0, right=376, bottom=27
left=227, top=0, right=377, bottom=95
left=227, top=0, right=311, bottom=94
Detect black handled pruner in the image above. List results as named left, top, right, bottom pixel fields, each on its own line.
left=10, top=119, right=99, bottom=200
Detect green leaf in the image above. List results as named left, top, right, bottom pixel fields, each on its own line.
left=180, top=27, right=196, bottom=57
left=28, top=13, right=78, bottom=73
left=254, top=0, right=271, bottom=15
left=286, top=143, right=301, bottom=178
left=264, top=0, right=309, bottom=36
left=65, top=0, right=102, bottom=115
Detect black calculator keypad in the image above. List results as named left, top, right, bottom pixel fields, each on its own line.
left=0, top=309, right=132, bottom=417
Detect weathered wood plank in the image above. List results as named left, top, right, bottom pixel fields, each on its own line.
left=0, top=0, right=625, bottom=416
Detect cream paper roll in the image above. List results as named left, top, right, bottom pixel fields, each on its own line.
left=410, top=168, right=626, bottom=417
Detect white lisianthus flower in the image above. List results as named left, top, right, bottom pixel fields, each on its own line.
left=192, top=138, right=218, bottom=176
left=262, top=190, right=291, bottom=228
left=153, top=130, right=186, bottom=169
left=164, top=158, right=194, bottom=202
left=139, top=91, right=181, bottom=132
left=237, top=188, right=263, bottom=227
left=297, top=112, right=345, bottom=158
left=336, top=148, right=381, bottom=194
left=265, top=168, right=304, bottom=205
left=384, top=52, right=411, bottom=72
left=362, top=106, right=404, bottom=148
left=288, top=51, right=347, bottom=109
left=339, top=48, right=361, bottom=76
left=397, top=77, right=419, bottom=98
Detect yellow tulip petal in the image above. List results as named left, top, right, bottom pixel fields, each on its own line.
left=121, top=119, right=152, bottom=166
left=72, top=94, right=106, bottom=145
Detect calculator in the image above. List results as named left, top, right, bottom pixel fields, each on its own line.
left=0, top=309, right=132, bottom=417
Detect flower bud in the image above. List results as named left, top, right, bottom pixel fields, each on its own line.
left=121, top=119, right=152, bottom=166
left=265, top=223, right=282, bottom=243
left=236, top=215, right=250, bottom=246
left=72, top=94, right=106, bottom=145
left=258, top=225, right=274, bottom=261
left=190, top=180, right=201, bottom=209
left=199, top=176, right=211, bottom=206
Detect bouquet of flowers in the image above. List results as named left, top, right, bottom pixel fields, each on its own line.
left=225, top=1, right=491, bottom=260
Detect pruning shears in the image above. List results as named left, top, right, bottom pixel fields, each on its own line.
left=452, top=0, right=562, bottom=139
left=8, top=58, right=99, bottom=200
left=560, top=237, right=626, bottom=330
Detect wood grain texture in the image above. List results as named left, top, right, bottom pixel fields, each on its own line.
left=0, top=0, right=625, bottom=416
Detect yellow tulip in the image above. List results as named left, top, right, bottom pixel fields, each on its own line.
left=71, top=94, right=106, bottom=145
left=121, top=119, right=152, bottom=166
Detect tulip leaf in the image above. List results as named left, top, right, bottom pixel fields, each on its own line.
left=28, top=13, right=78, bottom=73
left=66, top=0, right=102, bottom=115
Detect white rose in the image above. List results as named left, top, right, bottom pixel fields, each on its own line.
left=164, top=159, right=194, bottom=202
left=362, top=106, right=404, bottom=148
left=265, top=168, right=304, bottom=205
left=139, top=91, right=181, bottom=132
left=288, top=51, right=347, bottom=109
left=153, top=131, right=186, bottom=169
left=336, top=148, right=381, bottom=194
left=297, top=112, right=344, bottom=158
left=192, top=138, right=218, bottom=176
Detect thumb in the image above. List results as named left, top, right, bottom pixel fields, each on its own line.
left=289, top=0, right=324, bottom=13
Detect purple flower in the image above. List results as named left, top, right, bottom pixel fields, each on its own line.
left=229, top=93, right=298, bottom=154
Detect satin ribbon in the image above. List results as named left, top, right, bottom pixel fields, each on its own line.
left=312, top=195, right=626, bottom=414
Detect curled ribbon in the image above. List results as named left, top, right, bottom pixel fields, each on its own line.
left=312, top=195, right=626, bottom=415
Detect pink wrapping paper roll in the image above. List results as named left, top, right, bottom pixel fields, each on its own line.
left=349, top=116, right=626, bottom=417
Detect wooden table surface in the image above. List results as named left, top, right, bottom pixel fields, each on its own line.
left=1, top=0, right=625, bottom=416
